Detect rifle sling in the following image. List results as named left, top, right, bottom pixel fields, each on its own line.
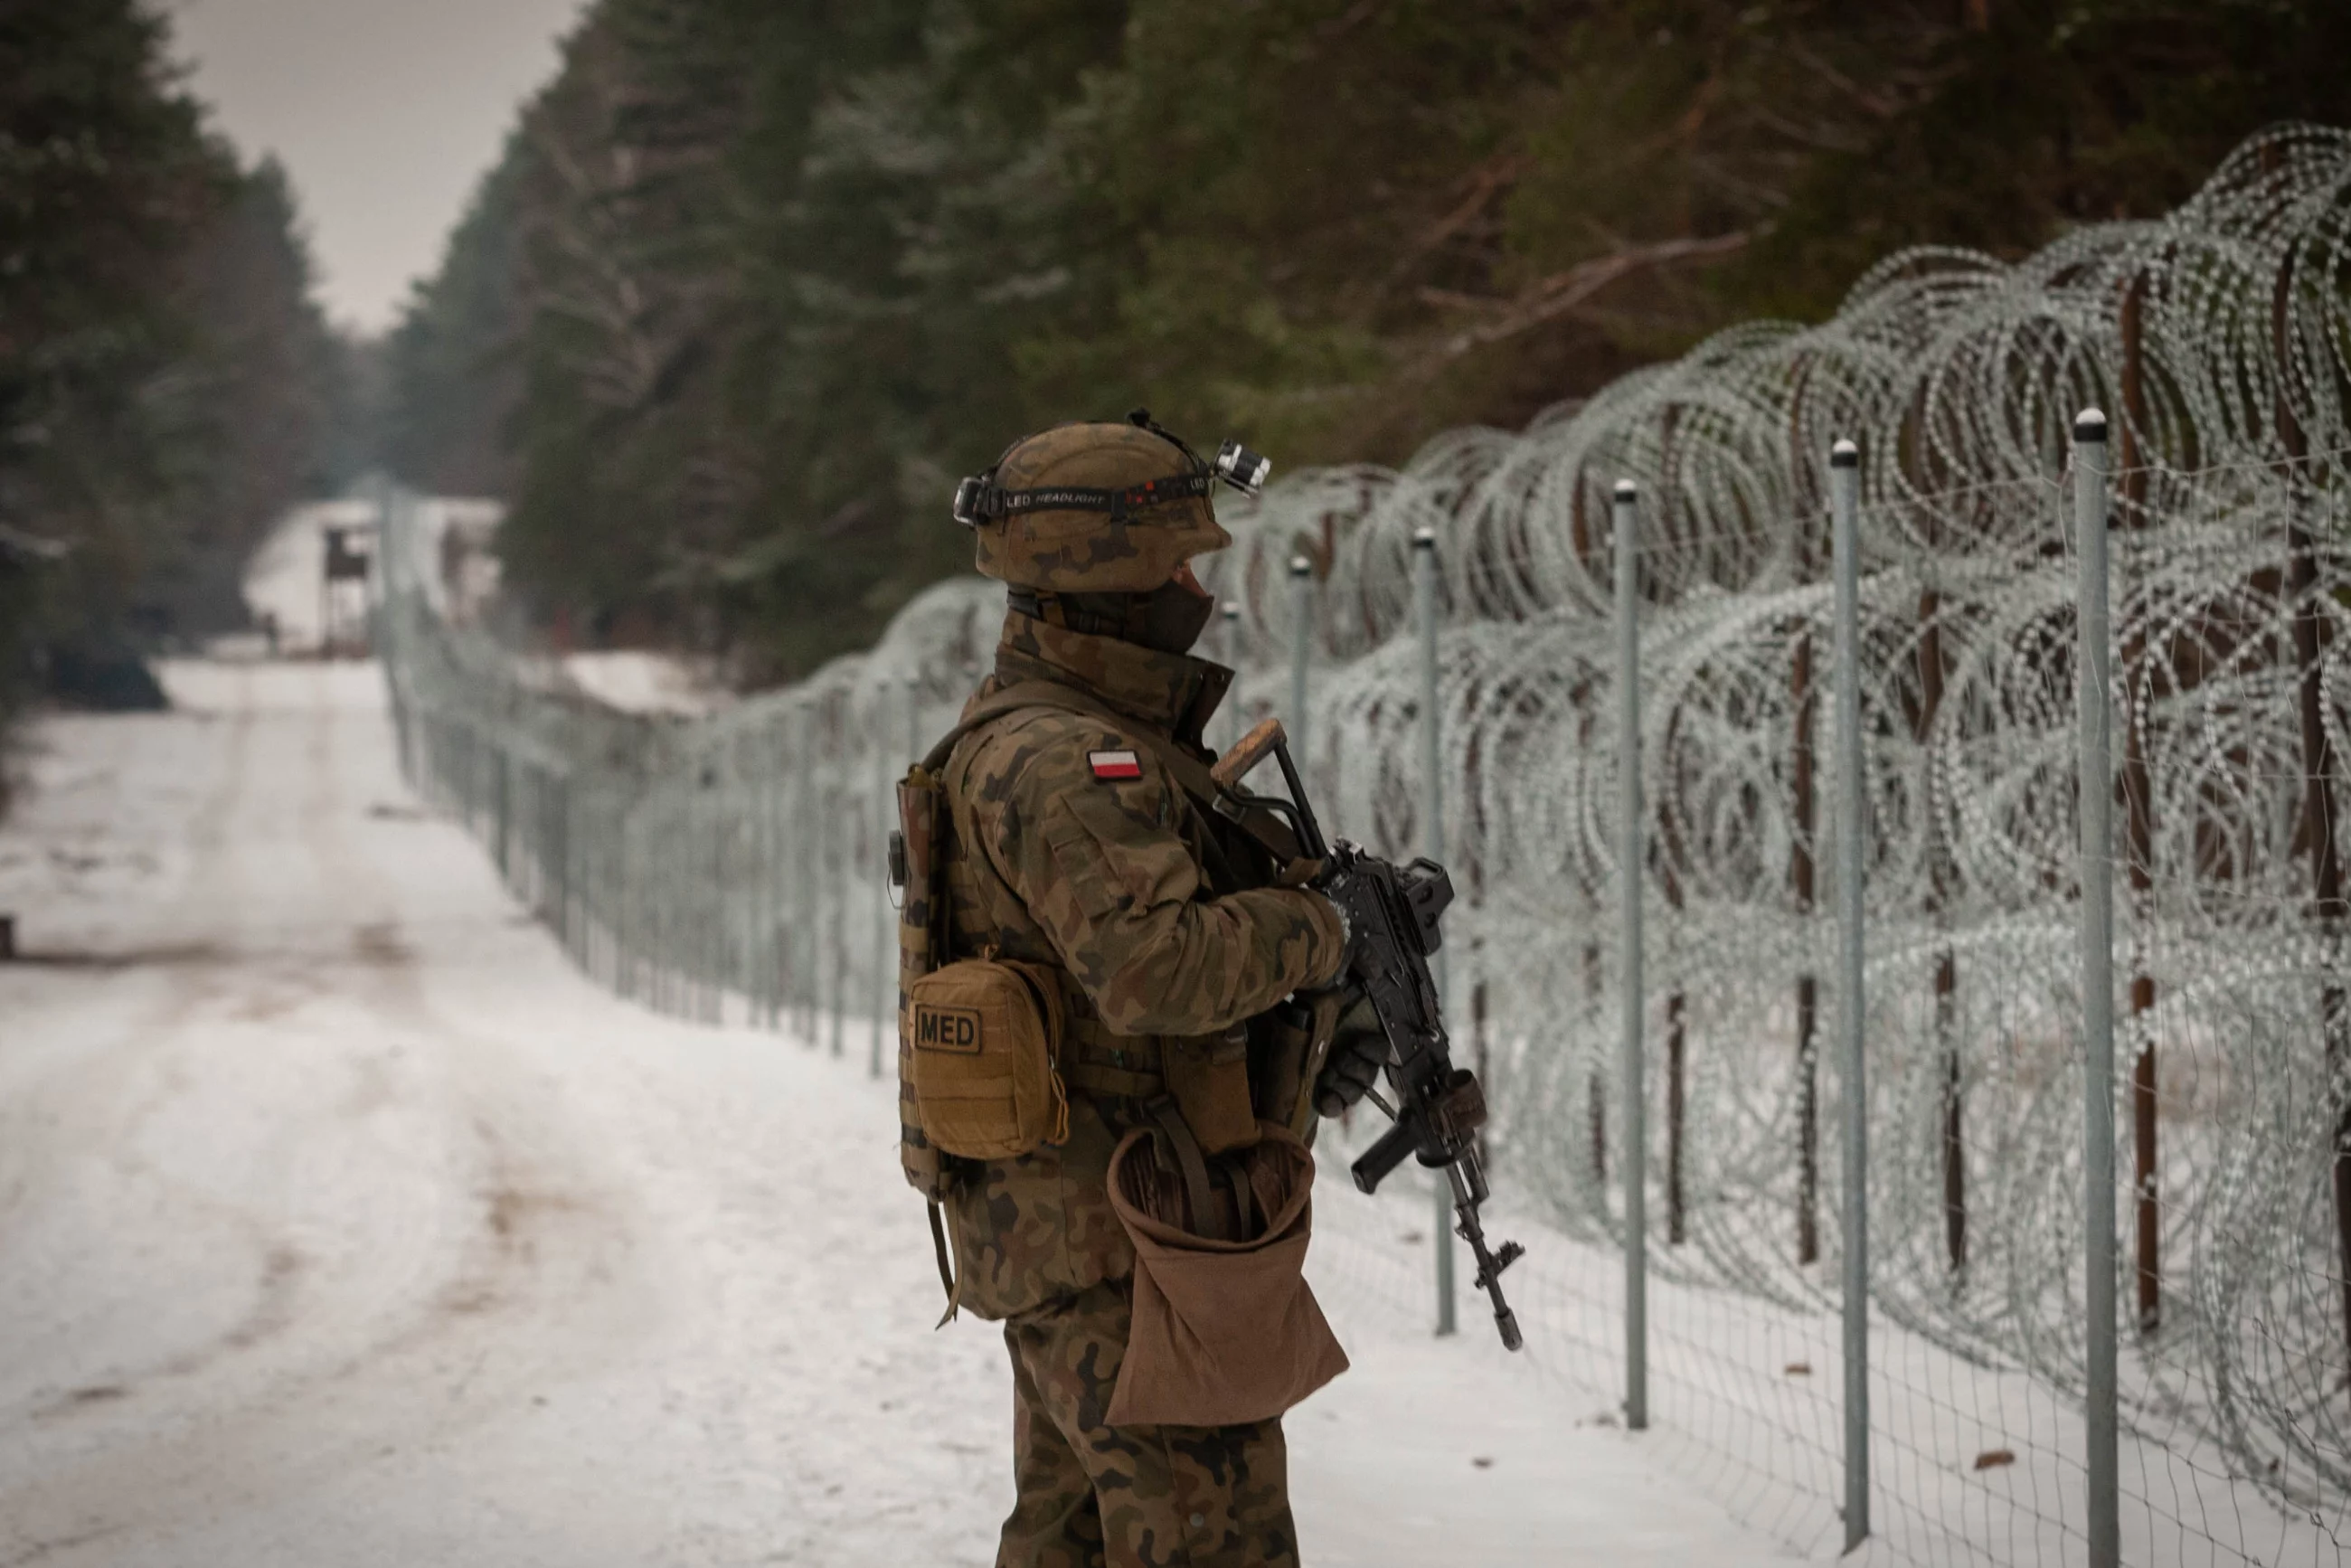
left=1144, top=1096, right=1236, bottom=1243
left=928, top=1200, right=960, bottom=1327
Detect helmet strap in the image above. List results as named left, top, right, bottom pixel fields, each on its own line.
left=1010, top=578, right=1213, bottom=656
left=1009, top=589, right=1127, bottom=640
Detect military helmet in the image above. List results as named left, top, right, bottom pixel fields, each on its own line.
left=956, top=412, right=1270, bottom=592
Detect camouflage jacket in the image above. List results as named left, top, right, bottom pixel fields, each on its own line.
left=935, top=611, right=1346, bottom=1320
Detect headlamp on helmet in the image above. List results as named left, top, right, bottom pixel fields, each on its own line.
left=951, top=409, right=1272, bottom=530
left=1213, top=439, right=1271, bottom=496
left=952, top=474, right=988, bottom=529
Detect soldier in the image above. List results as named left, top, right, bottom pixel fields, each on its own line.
left=907, top=414, right=1385, bottom=1568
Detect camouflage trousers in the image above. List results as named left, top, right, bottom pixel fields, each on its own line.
left=996, top=1280, right=1297, bottom=1568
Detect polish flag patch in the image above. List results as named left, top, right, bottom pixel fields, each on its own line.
left=1088, top=749, right=1144, bottom=780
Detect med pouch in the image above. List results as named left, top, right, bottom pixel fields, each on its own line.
left=906, top=956, right=1071, bottom=1161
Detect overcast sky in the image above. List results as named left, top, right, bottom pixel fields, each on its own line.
left=166, top=0, right=590, bottom=335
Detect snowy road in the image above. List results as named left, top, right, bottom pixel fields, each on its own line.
left=0, top=662, right=1782, bottom=1567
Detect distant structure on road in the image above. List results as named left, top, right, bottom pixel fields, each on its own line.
left=320, top=522, right=373, bottom=656
left=242, top=493, right=504, bottom=657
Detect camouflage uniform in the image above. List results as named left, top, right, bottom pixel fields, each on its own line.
left=1002, top=1280, right=1296, bottom=1568
left=937, top=610, right=1346, bottom=1568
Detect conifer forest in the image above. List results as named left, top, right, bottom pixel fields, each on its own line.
left=373, top=0, right=2351, bottom=680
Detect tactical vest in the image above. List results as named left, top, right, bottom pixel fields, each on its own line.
left=893, top=678, right=1336, bottom=1318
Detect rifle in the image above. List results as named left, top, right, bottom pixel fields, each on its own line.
left=1213, top=719, right=1526, bottom=1351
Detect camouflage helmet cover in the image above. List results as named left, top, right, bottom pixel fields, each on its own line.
left=968, top=421, right=1232, bottom=591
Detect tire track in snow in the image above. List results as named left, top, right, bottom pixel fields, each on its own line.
left=0, top=666, right=660, bottom=1567
left=0, top=668, right=267, bottom=1567
left=0, top=665, right=259, bottom=1269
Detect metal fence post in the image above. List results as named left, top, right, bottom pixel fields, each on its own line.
left=1413, top=527, right=1458, bottom=1337
left=2075, top=407, right=2120, bottom=1568
left=897, top=668, right=921, bottom=1049
left=759, top=736, right=779, bottom=1027
left=621, top=794, right=641, bottom=1004
left=798, top=705, right=819, bottom=1042
left=1614, top=478, right=1648, bottom=1431
left=1220, top=600, right=1243, bottom=754
left=534, top=763, right=552, bottom=915
left=1289, top=555, right=1313, bottom=744
left=770, top=727, right=789, bottom=1027
left=707, top=754, right=726, bottom=1020
left=552, top=771, right=572, bottom=956
left=779, top=716, right=796, bottom=1029
left=714, top=747, right=732, bottom=1016
left=872, top=679, right=892, bottom=1080
left=1831, top=439, right=1871, bottom=1551
left=830, top=709, right=847, bottom=1060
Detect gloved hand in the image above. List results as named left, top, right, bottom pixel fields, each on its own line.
left=1313, top=988, right=1389, bottom=1117
left=1310, top=882, right=1357, bottom=982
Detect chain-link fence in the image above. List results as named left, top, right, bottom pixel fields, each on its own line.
left=375, top=124, right=2351, bottom=1566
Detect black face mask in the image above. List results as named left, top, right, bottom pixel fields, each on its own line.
left=1132, top=574, right=1216, bottom=655
left=1045, top=576, right=1217, bottom=656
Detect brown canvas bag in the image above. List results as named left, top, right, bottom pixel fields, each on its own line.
left=1101, top=1122, right=1349, bottom=1428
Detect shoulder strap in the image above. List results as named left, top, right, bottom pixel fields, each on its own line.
left=921, top=679, right=1306, bottom=867
left=918, top=679, right=1074, bottom=772
left=927, top=1201, right=960, bottom=1327
left=1144, top=1098, right=1229, bottom=1242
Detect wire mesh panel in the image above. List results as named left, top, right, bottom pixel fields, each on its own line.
left=374, top=124, right=2351, bottom=1568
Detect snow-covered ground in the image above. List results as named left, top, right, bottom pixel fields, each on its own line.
left=0, top=661, right=1785, bottom=1567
